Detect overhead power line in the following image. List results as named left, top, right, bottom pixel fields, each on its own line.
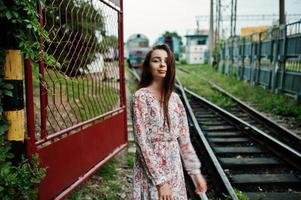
left=196, top=14, right=301, bottom=22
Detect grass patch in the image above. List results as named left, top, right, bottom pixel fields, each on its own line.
left=177, top=64, right=235, bottom=108
left=127, top=152, right=135, bottom=169
left=177, top=64, right=301, bottom=126
left=125, top=64, right=139, bottom=94
left=67, top=158, right=121, bottom=200
left=207, top=188, right=249, bottom=200
left=67, top=181, right=121, bottom=200
left=95, top=159, right=117, bottom=181
left=234, top=188, right=249, bottom=200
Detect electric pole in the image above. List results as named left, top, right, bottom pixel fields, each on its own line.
left=279, top=0, right=285, bottom=25
left=209, top=0, right=214, bottom=64
left=230, top=0, right=237, bottom=37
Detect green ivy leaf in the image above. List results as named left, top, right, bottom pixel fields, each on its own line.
left=0, top=1, right=47, bottom=197
left=0, top=164, right=11, bottom=176
left=0, top=124, right=9, bottom=133
left=4, top=91, right=13, bottom=97
left=3, top=84, right=13, bottom=90
left=12, top=11, right=19, bottom=18
left=26, top=24, right=33, bottom=29
left=5, top=10, right=12, bottom=20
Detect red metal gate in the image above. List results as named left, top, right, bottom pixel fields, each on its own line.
left=25, top=1, right=127, bottom=199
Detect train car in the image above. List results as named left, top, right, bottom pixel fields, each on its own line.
left=155, top=35, right=181, bottom=60
left=126, top=34, right=150, bottom=68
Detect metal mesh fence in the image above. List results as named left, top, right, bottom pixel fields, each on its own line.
left=286, top=20, right=301, bottom=73
left=218, top=19, right=301, bottom=97
left=35, top=0, right=122, bottom=141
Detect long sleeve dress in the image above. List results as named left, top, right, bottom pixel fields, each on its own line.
left=131, top=87, right=201, bottom=200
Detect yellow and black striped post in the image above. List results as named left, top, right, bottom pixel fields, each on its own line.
left=3, top=50, right=25, bottom=164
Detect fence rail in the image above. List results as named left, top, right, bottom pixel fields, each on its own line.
left=218, top=19, right=301, bottom=101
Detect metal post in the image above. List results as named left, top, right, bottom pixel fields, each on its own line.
left=3, top=50, right=25, bottom=165
left=241, top=38, right=245, bottom=80
left=118, top=0, right=128, bottom=143
left=217, top=0, right=221, bottom=41
left=279, top=0, right=285, bottom=25
left=233, top=0, right=237, bottom=36
left=209, top=0, right=214, bottom=64
left=24, top=59, right=37, bottom=155
left=271, top=34, right=278, bottom=92
left=230, top=0, right=233, bottom=37
left=256, top=33, right=262, bottom=84
left=279, top=25, right=287, bottom=93
left=38, top=3, right=48, bottom=139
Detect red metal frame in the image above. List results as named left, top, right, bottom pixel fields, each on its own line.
left=118, top=0, right=128, bottom=144
left=38, top=111, right=127, bottom=199
left=25, top=1, right=127, bottom=199
left=24, top=59, right=37, bottom=154
left=38, top=3, right=48, bottom=140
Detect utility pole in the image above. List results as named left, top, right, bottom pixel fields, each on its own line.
left=279, top=0, right=285, bottom=25
left=215, top=0, right=221, bottom=46
left=209, top=0, right=214, bottom=64
left=230, top=0, right=233, bottom=36
left=233, top=0, right=237, bottom=35
left=230, top=0, right=237, bottom=37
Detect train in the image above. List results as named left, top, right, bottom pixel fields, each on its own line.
left=125, top=33, right=150, bottom=68
left=154, top=35, right=181, bottom=61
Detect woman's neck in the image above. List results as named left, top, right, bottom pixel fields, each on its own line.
left=148, top=79, right=163, bottom=93
left=146, top=80, right=165, bottom=103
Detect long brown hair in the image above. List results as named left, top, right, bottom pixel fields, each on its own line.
left=138, top=44, right=176, bottom=130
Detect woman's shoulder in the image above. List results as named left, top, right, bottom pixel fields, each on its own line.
left=171, top=91, right=180, bottom=100
left=132, top=87, right=149, bottom=100
left=171, top=91, right=184, bottom=107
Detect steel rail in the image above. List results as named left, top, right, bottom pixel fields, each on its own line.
left=209, top=81, right=301, bottom=152
left=176, top=81, right=239, bottom=200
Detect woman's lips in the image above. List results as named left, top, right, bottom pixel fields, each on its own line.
left=158, top=70, right=166, bottom=73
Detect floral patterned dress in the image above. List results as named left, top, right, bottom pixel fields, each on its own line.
left=131, top=88, right=201, bottom=200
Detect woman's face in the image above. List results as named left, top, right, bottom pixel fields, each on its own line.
left=149, top=49, right=168, bottom=80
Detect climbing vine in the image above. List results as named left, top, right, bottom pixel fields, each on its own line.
left=0, top=0, right=48, bottom=199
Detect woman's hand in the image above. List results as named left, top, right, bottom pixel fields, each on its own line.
left=192, top=173, right=207, bottom=194
left=157, top=182, right=173, bottom=200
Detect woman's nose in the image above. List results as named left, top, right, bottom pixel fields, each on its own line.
left=160, top=61, right=167, bottom=67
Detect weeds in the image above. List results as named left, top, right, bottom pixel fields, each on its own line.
left=67, top=158, right=121, bottom=200
left=127, top=152, right=135, bottom=169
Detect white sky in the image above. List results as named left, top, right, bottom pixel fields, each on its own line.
left=123, top=0, right=301, bottom=44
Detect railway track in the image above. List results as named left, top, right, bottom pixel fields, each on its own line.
left=209, top=81, right=301, bottom=153
left=178, top=85, right=238, bottom=200
left=177, top=65, right=301, bottom=152
left=129, top=68, right=212, bottom=199
left=129, top=67, right=301, bottom=199
left=177, top=84, right=301, bottom=200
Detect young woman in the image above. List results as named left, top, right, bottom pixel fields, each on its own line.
left=131, top=44, right=207, bottom=200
